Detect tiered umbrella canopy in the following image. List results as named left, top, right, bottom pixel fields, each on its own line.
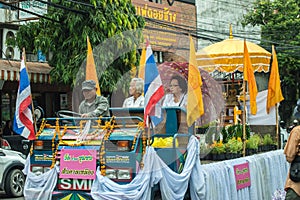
left=196, top=37, right=272, bottom=73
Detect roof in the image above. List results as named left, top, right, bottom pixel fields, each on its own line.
left=0, top=59, right=52, bottom=83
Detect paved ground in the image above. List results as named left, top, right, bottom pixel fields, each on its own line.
left=0, top=190, right=24, bottom=200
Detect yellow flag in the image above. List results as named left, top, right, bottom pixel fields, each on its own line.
left=86, top=36, right=101, bottom=95
left=138, top=47, right=146, bottom=80
left=187, top=36, right=204, bottom=127
left=266, top=45, right=284, bottom=113
left=243, top=40, right=257, bottom=115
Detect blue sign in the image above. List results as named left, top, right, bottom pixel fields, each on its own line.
left=38, top=50, right=46, bottom=62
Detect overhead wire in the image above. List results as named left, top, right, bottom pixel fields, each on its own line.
left=2, top=0, right=300, bottom=52
left=34, top=0, right=88, bottom=15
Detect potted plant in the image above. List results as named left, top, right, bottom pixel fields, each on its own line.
left=211, top=140, right=226, bottom=161
left=263, top=134, right=274, bottom=151
left=246, top=134, right=260, bottom=155
left=226, top=137, right=243, bottom=159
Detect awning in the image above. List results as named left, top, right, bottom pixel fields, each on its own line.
left=0, top=59, right=52, bottom=83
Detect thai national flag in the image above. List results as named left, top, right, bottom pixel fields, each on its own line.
left=144, top=42, right=165, bottom=127
left=13, top=56, right=35, bottom=140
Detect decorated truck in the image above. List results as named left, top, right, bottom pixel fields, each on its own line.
left=24, top=107, right=203, bottom=200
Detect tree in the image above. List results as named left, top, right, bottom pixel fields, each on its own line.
left=242, top=0, right=300, bottom=122
left=12, top=0, right=145, bottom=93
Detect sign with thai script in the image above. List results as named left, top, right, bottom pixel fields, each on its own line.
left=31, top=151, right=53, bottom=165
left=234, top=162, right=251, bottom=190
left=131, top=0, right=195, bottom=53
left=60, top=149, right=97, bottom=180
left=19, top=1, right=47, bottom=19
left=106, top=155, right=130, bottom=164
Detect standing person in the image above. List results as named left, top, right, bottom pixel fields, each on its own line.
left=3, top=120, right=13, bottom=135
left=122, top=78, right=144, bottom=108
left=288, top=120, right=299, bottom=133
left=79, top=80, right=110, bottom=117
left=163, top=75, right=187, bottom=108
left=284, top=125, right=300, bottom=199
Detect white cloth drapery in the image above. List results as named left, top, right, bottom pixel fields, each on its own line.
left=22, top=137, right=288, bottom=200
left=23, top=156, right=58, bottom=200
left=91, top=136, right=205, bottom=200
left=201, top=150, right=289, bottom=200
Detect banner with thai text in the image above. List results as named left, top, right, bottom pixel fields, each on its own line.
left=234, top=162, right=251, bottom=190
left=60, top=149, right=97, bottom=179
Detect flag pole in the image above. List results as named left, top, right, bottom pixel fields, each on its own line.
left=147, top=116, right=151, bottom=146
left=242, top=80, right=247, bottom=157
left=22, top=47, right=37, bottom=133
left=275, top=104, right=279, bottom=149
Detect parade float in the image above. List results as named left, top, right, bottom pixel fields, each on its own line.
left=20, top=34, right=289, bottom=200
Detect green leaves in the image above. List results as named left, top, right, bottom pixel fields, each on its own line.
left=242, top=0, right=300, bottom=120
left=12, top=0, right=145, bottom=93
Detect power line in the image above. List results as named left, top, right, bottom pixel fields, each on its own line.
left=34, top=0, right=88, bottom=15
left=2, top=0, right=300, bottom=52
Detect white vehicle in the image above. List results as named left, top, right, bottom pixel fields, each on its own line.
left=0, top=148, right=26, bottom=197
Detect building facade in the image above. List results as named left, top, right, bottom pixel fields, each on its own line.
left=132, top=0, right=196, bottom=63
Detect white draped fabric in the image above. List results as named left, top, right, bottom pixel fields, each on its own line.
left=23, top=156, right=58, bottom=200
left=91, top=136, right=206, bottom=200
left=202, top=150, right=289, bottom=200
left=22, top=138, right=288, bottom=200
left=247, top=90, right=277, bottom=125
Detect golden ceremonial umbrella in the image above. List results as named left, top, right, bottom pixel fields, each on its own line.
left=196, top=32, right=272, bottom=73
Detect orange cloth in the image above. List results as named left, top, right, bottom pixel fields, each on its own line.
left=138, top=47, right=146, bottom=80
left=187, top=36, right=204, bottom=127
left=86, top=36, right=101, bottom=95
left=266, top=45, right=284, bottom=114
left=243, top=40, right=258, bottom=115
left=284, top=126, right=300, bottom=195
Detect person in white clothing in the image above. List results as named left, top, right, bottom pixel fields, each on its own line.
left=163, top=75, right=187, bottom=108
left=123, top=78, right=144, bottom=108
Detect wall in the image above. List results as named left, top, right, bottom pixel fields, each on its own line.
left=132, top=0, right=196, bottom=62
left=196, top=0, right=261, bottom=49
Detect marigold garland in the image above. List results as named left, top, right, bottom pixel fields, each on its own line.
left=38, top=116, right=146, bottom=177
left=99, top=117, right=116, bottom=176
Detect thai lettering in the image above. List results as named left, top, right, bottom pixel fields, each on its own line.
left=63, top=153, right=93, bottom=163
left=135, top=4, right=177, bottom=23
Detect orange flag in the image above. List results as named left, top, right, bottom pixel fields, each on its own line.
left=138, top=46, right=146, bottom=80
left=266, top=45, right=284, bottom=113
left=187, top=35, right=204, bottom=127
left=243, top=40, right=257, bottom=115
left=86, top=36, right=101, bottom=95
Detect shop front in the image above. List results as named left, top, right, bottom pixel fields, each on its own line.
left=0, top=59, right=71, bottom=133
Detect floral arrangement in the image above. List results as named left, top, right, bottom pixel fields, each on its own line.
left=211, top=140, right=226, bottom=154
left=221, top=123, right=251, bottom=143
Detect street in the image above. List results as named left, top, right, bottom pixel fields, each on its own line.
left=0, top=191, right=24, bottom=200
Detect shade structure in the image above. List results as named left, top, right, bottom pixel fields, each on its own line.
left=158, top=62, right=225, bottom=126
left=196, top=38, right=272, bottom=73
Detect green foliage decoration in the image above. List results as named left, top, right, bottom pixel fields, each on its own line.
left=241, top=0, right=300, bottom=120
left=9, top=0, right=145, bottom=94
left=263, top=133, right=274, bottom=145
left=226, top=137, right=243, bottom=153
left=246, top=134, right=261, bottom=150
